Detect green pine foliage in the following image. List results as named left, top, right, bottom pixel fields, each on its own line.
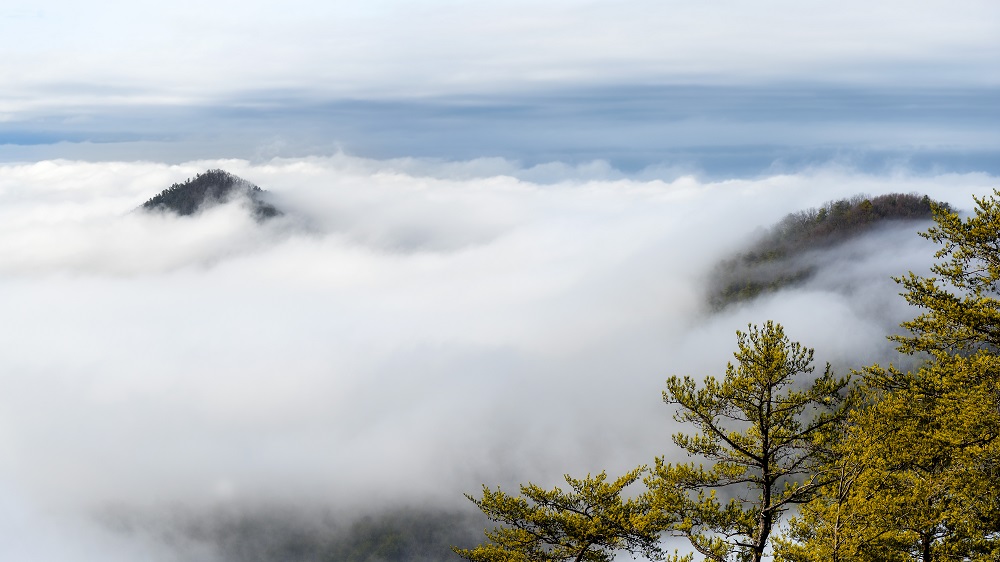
left=780, top=192, right=1000, bottom=562
left=650, top=322, right=850, bottom=562
left=454, top=468, right=667, bottom=562
left=460, top=190, right=1000, bottom=562
left=893, top=192, right=1000, bottom=355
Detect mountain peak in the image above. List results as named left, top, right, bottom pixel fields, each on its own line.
left=140, top=169, right=280, bottom=219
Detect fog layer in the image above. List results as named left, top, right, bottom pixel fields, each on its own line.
left=0, top=156, right=994, bottom=559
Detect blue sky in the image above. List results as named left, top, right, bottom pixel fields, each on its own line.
left=2, top=0, right=999, bottom=175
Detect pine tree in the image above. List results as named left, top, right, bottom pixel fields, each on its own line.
left=649, top=321, right=850, bottom=562
left=454, top=468, right=669, bottom=562
left=893, top=190, right=1000, bottom=355
left=781, top=190, right=1000, bottom=562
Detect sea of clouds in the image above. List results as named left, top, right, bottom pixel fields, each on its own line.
left=0, top=155, right=996, bottom=559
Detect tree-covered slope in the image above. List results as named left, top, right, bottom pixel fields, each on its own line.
left=708, top=193, right=946, bottom=309
left=106, top=506, right=483, bottom=562
left=140, top=169, right=281, bottom=219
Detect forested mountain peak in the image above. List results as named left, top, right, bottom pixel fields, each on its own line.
left=708, top=193, right=947, bottom=309
left=139, top=169, right=281, bottom=219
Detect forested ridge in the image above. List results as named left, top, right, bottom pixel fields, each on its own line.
left=709, top=193, right=945, bottom=309
left=458, top=192, right=1000, bottom=562
left=104, top=506, right=484, bottom=562
left=139, top=169, right=281, bottom=219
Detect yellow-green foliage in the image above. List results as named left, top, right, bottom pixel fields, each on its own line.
left=894, top=191, right=1000, bottom=355
left=651, top=322, right=850, bottom=562
left=780, top=191, right=1000, bottom=562
left=453, top=468, right=668, bottom=562
left=459, top=191, right=1000, bottom=562
left=778, top=354, right=1000, bottom=562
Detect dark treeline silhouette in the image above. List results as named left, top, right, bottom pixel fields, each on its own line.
left=102, top=506, right=483, bottom=562
left=139, top=169, right=281, bottom=220
left=708, top=193, right=946, bottom=309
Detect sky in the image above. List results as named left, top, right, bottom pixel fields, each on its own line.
left=2, top=1, right=1000, bottom=560
left=2, top=0, right=999, bottom=173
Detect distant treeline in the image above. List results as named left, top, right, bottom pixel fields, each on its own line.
left=104, top=505, right=483, bottom=562
left=140, top=169, right=281, bottom=220
left=708, top=192, right=946, bottom=309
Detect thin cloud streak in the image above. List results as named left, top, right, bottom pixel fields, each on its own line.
left=1, top=0, right=998, bottom=110
left=4, top=85, right=1000, bottom=177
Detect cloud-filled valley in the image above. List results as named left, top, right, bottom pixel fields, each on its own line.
left=0, top=156, right=995, bottom=559
left=2, top=0, right=998, bottom=557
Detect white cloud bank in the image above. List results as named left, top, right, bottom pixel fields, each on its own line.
left=0, top=155, right=996, bottom=559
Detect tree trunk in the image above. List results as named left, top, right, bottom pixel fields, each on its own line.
left=753, top=503, right=772, bottom=562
